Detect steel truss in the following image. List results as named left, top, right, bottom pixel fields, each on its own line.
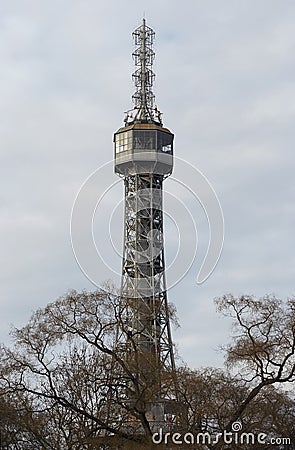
left=119, top=173, right=175, bottom=374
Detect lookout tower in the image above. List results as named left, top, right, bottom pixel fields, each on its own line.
left=114, top=19, right=175, bottom=398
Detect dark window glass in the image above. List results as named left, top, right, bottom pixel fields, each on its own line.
left=133, top=131, right=156, bottom=150
left=157, top=132, right=173, bottom=153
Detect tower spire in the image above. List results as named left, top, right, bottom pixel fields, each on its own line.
left=125, top=19, right=163, bottom=126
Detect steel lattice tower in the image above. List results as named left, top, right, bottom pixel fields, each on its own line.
left=114, top=19, right=175, bottom=392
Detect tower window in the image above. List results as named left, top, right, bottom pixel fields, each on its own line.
left=133, top=130, right=156, bottom=150
left=115, top=131, right=132, bottom=153
left=158, top=132, right=173, bottom=154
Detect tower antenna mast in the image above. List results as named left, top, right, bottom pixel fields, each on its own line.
left=125, top=18, right=162, bottom=125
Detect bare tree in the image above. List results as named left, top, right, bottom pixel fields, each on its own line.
left=216, top=295, right=294, bottom=410
left=0, top=291, right=294, bottom=449
left=211, top=294, right=295, bottom=449
left=176, top=367, right=294, bottom=449
left=0, top=289, right=176, bottom=449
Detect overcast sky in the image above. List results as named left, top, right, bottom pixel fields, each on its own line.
left=1, top=0, right=295, bottom=369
